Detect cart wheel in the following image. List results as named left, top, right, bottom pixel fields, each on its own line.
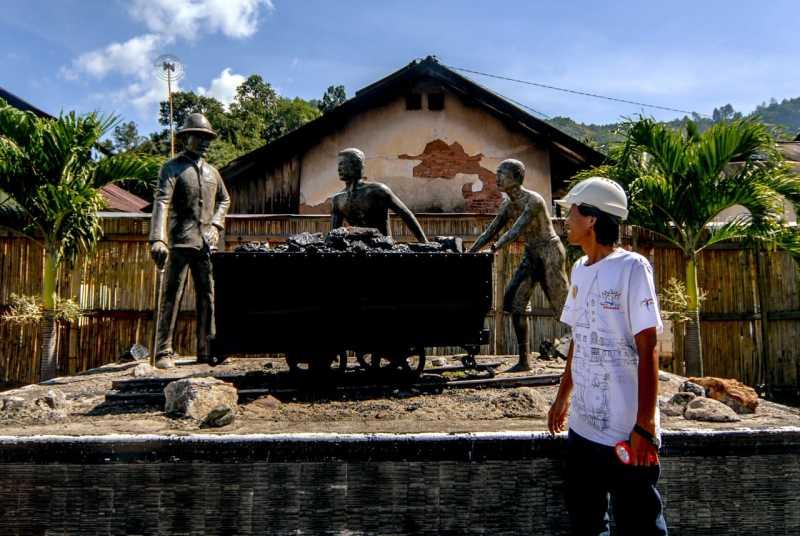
left=335, top=351, right=348, bottom=373
left=461, top=353, right=477, bottom=369
left=364, top=347, right=426, bottom=378
left=404, top=346, right=426, bottom=377
left=356, top=352, right=374, bottom=370
left=286, top=352, right=301, bottom=373
left=288, top=352, right=348, bottom=375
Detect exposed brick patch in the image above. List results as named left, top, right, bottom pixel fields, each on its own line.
left=399, top=139, right=503, bottom=213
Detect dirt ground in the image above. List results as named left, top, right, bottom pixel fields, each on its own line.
left=1, top=355, right=798, bottom=436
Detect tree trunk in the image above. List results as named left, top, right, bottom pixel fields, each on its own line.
left=684, top=255, right=704, bottom=377
left=38, top=250, right=59, bottom=381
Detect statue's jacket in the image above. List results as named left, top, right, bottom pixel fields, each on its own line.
left=149, top=153, right=230, bottom=250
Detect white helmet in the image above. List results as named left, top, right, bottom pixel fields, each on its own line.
left=555, top=177, right=628, bottom=220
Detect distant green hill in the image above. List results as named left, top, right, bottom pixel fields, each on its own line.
left=548, top=98, right=800, bottom=153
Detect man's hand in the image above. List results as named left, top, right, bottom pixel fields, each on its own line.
left=547, top=391, right=570, bottom=435
left=204, top=226, right=220, bottom=250
left=629, top=429, right=659, bottom=466
left=150, top=241, right=169, bottom=269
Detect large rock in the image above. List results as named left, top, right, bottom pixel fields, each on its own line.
left=684, top=397, right=741, bottom=422
left=688, top=376, right=759, bottom=414
left=680, top=380, right=706, bottom=398
left=659, top=392, right=696, bottom=417
left=164, top=377, right=238, bottom=420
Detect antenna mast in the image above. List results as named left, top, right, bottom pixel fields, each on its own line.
left=154, top=54, right=185, bottom=158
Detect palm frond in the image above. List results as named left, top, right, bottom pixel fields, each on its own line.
left=92, top=153, right=161, bottom=189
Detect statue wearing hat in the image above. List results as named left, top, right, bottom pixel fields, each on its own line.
left=469, top=159, right=569, bottom=371
left=149, top=113, right=230, bottom=369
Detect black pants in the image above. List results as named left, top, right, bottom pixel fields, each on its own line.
left=155, top=247, right=215, bottom=359
left=566, top=429, right=668, bottom=536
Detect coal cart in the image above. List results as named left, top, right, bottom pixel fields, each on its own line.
left=209, top=250, right=493, bottom=375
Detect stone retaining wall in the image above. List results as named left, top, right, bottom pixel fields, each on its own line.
left=0, top=429, right=798, bottom=535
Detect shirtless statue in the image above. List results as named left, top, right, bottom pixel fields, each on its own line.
left=469, top=159, right=569, bottom=371
left=331, top=148, right=428, bottom=242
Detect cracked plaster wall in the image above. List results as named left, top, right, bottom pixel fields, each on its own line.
left=297, top=91, right=552, bottom=214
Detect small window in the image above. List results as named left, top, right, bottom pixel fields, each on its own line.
left=405, top=93, right=422, bottom=110
left=428, top=92, right=445, bottom=111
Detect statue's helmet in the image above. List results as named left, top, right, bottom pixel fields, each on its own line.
left=177, top=113, right=217, bottom=139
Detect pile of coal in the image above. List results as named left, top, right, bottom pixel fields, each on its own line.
left=235, top=241, right=271, bottom=252
left=234, top=227, right=464, bottom=254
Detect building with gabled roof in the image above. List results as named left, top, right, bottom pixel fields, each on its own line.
left=221, top=56, right=604, bottom=215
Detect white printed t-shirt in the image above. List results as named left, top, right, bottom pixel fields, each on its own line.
left=560, top=249, right=663, bottom=447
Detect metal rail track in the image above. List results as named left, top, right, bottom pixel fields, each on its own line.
left=105, top=371, right=562, bottom=405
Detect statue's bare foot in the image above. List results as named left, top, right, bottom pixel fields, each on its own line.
left=155, top=356, right=175, bottom=370
left=505, top=360, right=532, bottom=373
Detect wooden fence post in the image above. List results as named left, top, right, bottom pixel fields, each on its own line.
left=754, top=245, right=770, bottom=389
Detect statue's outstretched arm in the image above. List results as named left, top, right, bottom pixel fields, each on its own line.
left=469, top=200, right=509, bottom=252
left=494, top=203, right=532, bottom=250
left=388, top=191, right=427, bottom=243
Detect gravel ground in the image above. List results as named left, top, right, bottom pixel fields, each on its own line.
left=0, top=355, right=798, bottom=436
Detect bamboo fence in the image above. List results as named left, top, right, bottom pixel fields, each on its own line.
left=1, top=213, right=798, bottom=393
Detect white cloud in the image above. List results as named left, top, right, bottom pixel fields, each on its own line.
left=63, top=34, right=166, bottom=80
left=128, top=0, right=273, bottom=40
left=197, top=68, right=246, bottom=107
left=62, top=0, right=271, bottom=120
left=90, top=75, right=182, bottom=118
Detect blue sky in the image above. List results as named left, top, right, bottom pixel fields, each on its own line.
left=2, top=0, right=798, bottom=136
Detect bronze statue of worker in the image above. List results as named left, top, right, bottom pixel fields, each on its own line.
left=331, top=148, right=428, bottom=242
left=149, top=113, right=231, bottom=369
left=469, top=159, right=569, bottom=371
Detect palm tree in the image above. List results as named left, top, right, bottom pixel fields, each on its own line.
left=0, top=100, right=160, bottom=381
left=584, top=118, right=800, bottom=376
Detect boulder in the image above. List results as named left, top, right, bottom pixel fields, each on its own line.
left=202, top=405, right=235, bottom=428
left=688, top=376, right=759, bottom=414
left=659, top=392, right=696, bottom=417
left=164, top=377, right=238, bottom=420
left=684, top=397, right=741, bottom=422
left=680, top=380, right=706, bottom=398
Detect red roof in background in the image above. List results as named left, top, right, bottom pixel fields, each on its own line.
left=100, top=183, right=148, bottom=213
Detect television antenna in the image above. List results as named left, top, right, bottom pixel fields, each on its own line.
left=154, top=54, right=185, bottom=157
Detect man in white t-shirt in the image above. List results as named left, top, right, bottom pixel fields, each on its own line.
left=547, top=177, right=668, bottom=535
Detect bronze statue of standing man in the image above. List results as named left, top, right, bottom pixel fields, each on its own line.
left=470, top=159, right=569, bottom=371
left=149, top=113, right=230, bottom=369
left=331, top=148, right=428, bottom=242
